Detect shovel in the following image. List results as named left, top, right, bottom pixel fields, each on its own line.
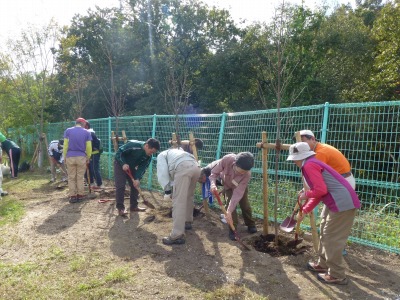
left=125, top=169, right=156, bottom=209
left=213, top=190, right=250, bottom=251
left=280, top=196, right=301, bottom=233
left=287, top=203, right=304, bottom=248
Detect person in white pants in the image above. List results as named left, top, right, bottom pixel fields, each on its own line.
left=157, top=148, right=201, bottom=245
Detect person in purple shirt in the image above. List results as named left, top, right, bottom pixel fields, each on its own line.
left=209, top=152, right=257, bottom=241
left=287, top=142, right=360, bottom=285
left=63, top=118, right=92, bottom=203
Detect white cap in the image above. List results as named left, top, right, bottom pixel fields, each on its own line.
left=299, top=130, right=315, bottom=137
left=287, top=142, right=316, bottom=161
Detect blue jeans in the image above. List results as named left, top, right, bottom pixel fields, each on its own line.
left=86, top=153, right=102, bottom=186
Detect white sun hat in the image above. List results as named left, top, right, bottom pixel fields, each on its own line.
left=287, top=142, right=316, bottom=161
left=299, top=130, right=315, bottom=137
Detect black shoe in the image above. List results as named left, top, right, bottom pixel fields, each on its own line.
left=185, top=222, right=193, bottom=230
left=162, top=235, right=185, bottom=245
left=228, top=229, right=236, bottom=241
left=248, top=226, right=257, bottom=234
left=1, top=191, right=8, bottom=196
left=69, top=196, right=78, bottom=203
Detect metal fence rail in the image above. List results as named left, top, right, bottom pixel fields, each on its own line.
left=14, top=101, right=400, bottom=253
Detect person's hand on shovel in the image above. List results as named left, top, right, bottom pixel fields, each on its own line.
left=123, top=164, right=139, bottom=188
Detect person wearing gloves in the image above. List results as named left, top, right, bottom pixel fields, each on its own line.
left=63, top=118, right=92, bottom=203
left=209, top=152, right=257, bottom=240
left=157, top=148, right=201, bottom=245
left=287, top=142, right=360, bottom=285
left=114, top=138, right=160, bottom=216
left=48, top=139, right=67, bottom=182
left=0, top=132, right=21, bottom=179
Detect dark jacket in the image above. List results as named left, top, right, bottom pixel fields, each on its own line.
left=115, top=140, right=152, bottom=180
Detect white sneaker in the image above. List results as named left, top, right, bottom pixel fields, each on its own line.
left=220, top=214, right=227, bottom=224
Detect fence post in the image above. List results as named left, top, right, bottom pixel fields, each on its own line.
left=108, top=116, right=112, bottom=180
left=216, top=112, right=227, bottom=160
left=147, top=114, right=157, bottom=190
left=321, top=102, right=330, bottom=143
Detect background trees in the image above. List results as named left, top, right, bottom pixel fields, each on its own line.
left=1, top=0, right=400, bottom=131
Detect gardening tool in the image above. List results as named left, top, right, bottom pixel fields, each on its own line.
left=287, top=204, right=304, bottom=248
left=212, top=190, right=250, bottom=251
left=125, top=169, right=156, bottom=209
left=280, top=196, right=301, bottom=233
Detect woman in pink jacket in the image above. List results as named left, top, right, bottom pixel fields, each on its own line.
left=287, top=142, right=360, bottom=285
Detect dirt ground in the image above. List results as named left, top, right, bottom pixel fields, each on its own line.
left=1, top=174, right=400, bottom=300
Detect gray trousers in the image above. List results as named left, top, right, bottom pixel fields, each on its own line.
left=318, top=208, right=357, bottom=279
left=114, top=160, right=139, bottom=210
left=170, top=160, right=201, bottom=238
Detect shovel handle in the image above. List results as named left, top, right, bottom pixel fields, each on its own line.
left=213, top=190, right=235, bottom=232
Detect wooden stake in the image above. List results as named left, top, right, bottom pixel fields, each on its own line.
left=261, top=132, right=269, bottom=234
left=122, top=130, right=127, bottom=144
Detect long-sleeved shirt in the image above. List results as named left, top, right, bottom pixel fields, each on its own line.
left=115, top=140, right=152, bottom=180
left=156, top=148, right=198, bottom=191
left=209, top=154, right=251, bottom=213
left=301, top=157, right=360, bottom=214
left=63, top=125, right=92, bottom=158
left=48, top=140, right=64, bottom=163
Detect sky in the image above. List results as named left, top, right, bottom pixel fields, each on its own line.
left=0, top=0, right=356, bottom=45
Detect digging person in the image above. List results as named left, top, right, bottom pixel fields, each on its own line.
left=157, top=148, right=201, bottom=245
left=287, top=142, right=360, bottom=285
left=208, top=152, right=257, bottom=240
left=114, top=138, right=160, bottom=216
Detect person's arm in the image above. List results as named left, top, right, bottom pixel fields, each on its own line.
left=156, top=151, right=171, bottom=192
left=63, top=138, right=69, bottom=159
left=115, top=142, right=140, bottom=166
left=226, top=175, right=250, bottom=213
left=85, top=141, right=92, bottom=159
left=209, top=160, right=223, bottom=190
left=301, top=163, right=327, bottom=213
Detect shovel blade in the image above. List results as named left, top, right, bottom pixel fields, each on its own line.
left=280, top=217, right=296, bottom=232
left=143, top=200, right=156, bottom=209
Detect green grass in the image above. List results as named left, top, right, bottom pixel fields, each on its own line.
left=205, top=285, right=269, bottom=300
left=0, top=251, right=135, bottom=300
left=0, top=198, right=24, bottom=226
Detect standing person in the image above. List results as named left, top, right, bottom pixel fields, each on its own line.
left=209, top=152, right=257, bottom=240
left=63, top=118, right=92, bottom=203
left=0, top=132, right=21, bottom=179
left=85, top=122, right=103, bottom=189
left=157, top=148, right=201, bottom=245
left=0, top=142, right=8, bottom=196
left=48, top=139, right=67, bottom=182
left=114, top=138, right=160, bottom=216
left=298, top=130, right=355, bottom=189
left=287, top=142, right=360, bottom=285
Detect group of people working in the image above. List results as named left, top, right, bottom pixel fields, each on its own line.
left=60, top=120, right=360, bottom=286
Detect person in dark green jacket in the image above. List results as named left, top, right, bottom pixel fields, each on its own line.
left=114, top=138, right=160, bottom=216
left=0, top=132, right=21, bottom=179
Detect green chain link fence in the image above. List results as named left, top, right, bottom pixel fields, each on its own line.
left=12, top=101, right=400, bottom=254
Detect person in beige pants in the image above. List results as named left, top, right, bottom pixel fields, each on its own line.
left=157, top=148, right=201, bottom=245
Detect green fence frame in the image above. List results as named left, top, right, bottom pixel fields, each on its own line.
left=13, top=101, right=400, bottom=254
